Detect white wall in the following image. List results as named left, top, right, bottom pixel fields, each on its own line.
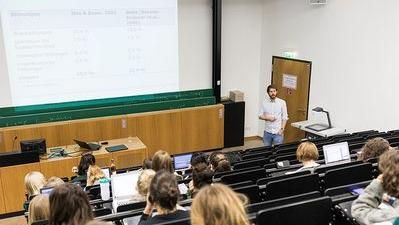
left=260, top=0, right=399, bottom=133
left=221, top=0, right=264, bottom=136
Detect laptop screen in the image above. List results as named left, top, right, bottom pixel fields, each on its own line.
left=174, top=153, right=192, bottom=170
left=111, top=170, right=141, bottom=199
left=323, top=142, right=350, bottom=164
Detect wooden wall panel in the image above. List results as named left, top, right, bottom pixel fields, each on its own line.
left=0, top=105, right=224, bottom=155
left=40, top=158, right=80, bottom=178
left=0, top=163, right=41, bottom=213
left=129, top=111, right=182, bottom=157
left=181, top=105, right=224, bottom=151
left=0, top=130, right=5, bottom=152
left=0, top=170, right=6, bottom=214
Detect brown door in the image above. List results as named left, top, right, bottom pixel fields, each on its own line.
left=271, top=56, right=311, bottom=143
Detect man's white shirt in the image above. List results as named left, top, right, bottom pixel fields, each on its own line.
left=259, top=97, right=288, bottom=134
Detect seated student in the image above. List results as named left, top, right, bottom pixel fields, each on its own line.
left=86, top=165, right=105, bottom=186
left=28, top=194, right=50, bottom=225
left=137, top=169, right=156, bottom=199
left=152, top=150, right=173, bottom=173
left=352, top=150, right=399, bottom=225
left=358, top=137, right=391, bottom=162
left=191, top=152, right=208, bottom=168
left=209, top=152, right=231, bottom=172
left=71, top=153, right=96, bottom=184
left=45, top=176, right=64, bottom=188
left=49, top=183, right=93, bottom=225
left=152, top=150, right=182, bottom=180
left=24, top=171, right=46, bottom=211
left=287, top=142, right=320, bottom=174
left=139, top=170, right=189, bottom=225
left=191, top=183, right=250, bottom=225
left=189, top=163, right=213, bottom=198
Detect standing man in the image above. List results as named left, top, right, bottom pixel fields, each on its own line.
left=259, top=85, right=288, bottom=146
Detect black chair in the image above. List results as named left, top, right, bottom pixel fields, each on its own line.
left=233, top=158, right=268, bottom=170
left=257, top=170, right=310, bottom=187
left=93, top=207, right=112, bottom=217
left=31, top=220, right=49, bottom=225
left=323, top=163, right=373, bottom=189
left=248, top=191, right=321, bottom=214
left=265, top=173, right=320, bottom=200
left=256, top=196, right=332, bottom=225
left=241, top=151, right=272, bottom=161
left=213, top=165, right=261, bottom=180
left=314, top=160, right=363, bottom=174
left=324, top=180, right=372, bottom=204
left=220, top=168, right=266, bottom=184
left=116, top=201, right=146, bottom=213
left=233, top=184, right=261, bottom=204
left=86, top=185, right=101, bottom=200
left=352, top=130, right=378, bottom=137
left=244, top=146, right=273, bottom=154
left=228, top=180, right=254, bottom=189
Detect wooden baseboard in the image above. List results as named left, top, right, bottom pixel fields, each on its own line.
left=244, top=136, right=262, bottom=141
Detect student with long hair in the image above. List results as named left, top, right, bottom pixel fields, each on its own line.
left=28, top=194, right=50, bottom=225
left=24, top=171, right=46, bottom=211
left=49, top=183, right=93, bottom=225
left=71, top=153, right=96, bottom=184
left=189, top=163, right=213, bottom=197
left=152, top=150, right=173, bottom=173
left=352, top=150, right=399, bottom=225
left=191, top=183, right=250, bottom=225
left=139, top=170, right=189, bottom=225
left=86, top=165, right=105, bottom=186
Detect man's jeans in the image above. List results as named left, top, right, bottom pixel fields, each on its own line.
left=263, top=131, right=283, bottom=146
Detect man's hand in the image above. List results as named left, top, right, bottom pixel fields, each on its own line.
left=278, top=128, right=285, bottom=135
left=264, top=114, right=276, bottom=122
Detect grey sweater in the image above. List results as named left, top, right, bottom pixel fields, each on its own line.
left=351, top=179, right=399, bottom=225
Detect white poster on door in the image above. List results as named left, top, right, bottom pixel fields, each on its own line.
left=282, top=74, right=297, bottom=90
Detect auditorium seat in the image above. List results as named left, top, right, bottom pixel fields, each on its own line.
left=265, top=173, right=320, bottom=200
left=220, top=168, right=266, bottom=184
left=256, top=196, right=332, bottom=225
left=93, top=207, right=112, bottom=217
left=233, top=158, right=268, bottom=170
left=233, top=184, right=261, bottom=203
left=322, top=163, right=373, bottom=189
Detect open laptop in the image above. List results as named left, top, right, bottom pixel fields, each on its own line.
left=73, top=139, right=101, bottom=151
left=323, top=142, right=351, bottom=164
left=173, top=153, right=192, bottom=171
left=111, top=170, right=141, bottom=212
left=101, top=167, right=111, bottom=179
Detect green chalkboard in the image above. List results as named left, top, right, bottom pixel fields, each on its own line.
left=0, top=89, right=215, bottom=127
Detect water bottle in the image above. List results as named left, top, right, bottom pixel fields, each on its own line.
left=99, top=178, right=110, bottom=200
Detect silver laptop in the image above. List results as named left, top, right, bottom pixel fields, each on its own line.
left=323, top=142, right=351, bottom=164
left=111, top=170, right=141, bottom=212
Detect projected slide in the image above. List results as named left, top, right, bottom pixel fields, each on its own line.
left=0, top=0, right=178, bottom=107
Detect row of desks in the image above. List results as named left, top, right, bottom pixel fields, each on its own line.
left=0, top=137, right=147, bottom=214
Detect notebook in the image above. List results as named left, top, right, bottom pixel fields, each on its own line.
left=73, top=139, right=101, bottom=150
left=111, top=170, right=141, bottom=212
left=323, top=142, right=351, bottom=164
left=105, top=144, right=128, bottom=152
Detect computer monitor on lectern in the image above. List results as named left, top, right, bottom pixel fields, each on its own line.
left=20, top=138, right=46, bottom=155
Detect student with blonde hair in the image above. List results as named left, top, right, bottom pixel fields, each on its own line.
left=288, top=141, right=320, bottom=174
left=25, top=171, right=46, bottom=198
left=28, top=194, right=50, bottom=225
left=24, top=171, right=46, bottom=211
left=137, top=169, right=156, bottom=197
left=191, top=183, right=250, bottom=225
left=45, top=176, right=64, bottom=188
left=86, top=165, right=105, bottom=186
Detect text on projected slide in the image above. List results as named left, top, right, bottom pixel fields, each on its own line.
left=0, top=0, right=178, bottom=107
